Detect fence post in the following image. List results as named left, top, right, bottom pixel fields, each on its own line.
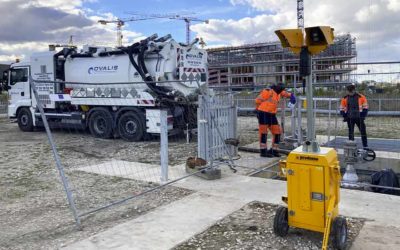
left=297, top=99, right=303, bottom=145
left=334, top=98, right=339, bottom=149
left=160, top=110, right=168, bottom=183
left=328, top=99, right=332, bottom=146
left=30, top=79, right=81, bottom=228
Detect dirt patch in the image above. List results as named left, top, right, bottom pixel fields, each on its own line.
left=175, top=202, right=364, bottom=250
left=0, top=118, right=196, bottom=249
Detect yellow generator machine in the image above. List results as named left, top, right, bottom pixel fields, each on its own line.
left=274, top=146, right=347, bottom=250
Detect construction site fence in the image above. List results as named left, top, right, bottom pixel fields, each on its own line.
left=197, top=93, right=237, bottom=163
left=235, top=97, right=400, bottom=116
left=27, top=78, right=216, bottom=229
left=0, top=99, right=6, bottom=114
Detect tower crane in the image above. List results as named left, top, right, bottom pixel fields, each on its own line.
left=297, top=0, right=304, bottom=29
left=99, top=13, right=209, bottom=47
left=98, top=15, right=169, bottom=47
left=168, top=16, right=209, bottom=45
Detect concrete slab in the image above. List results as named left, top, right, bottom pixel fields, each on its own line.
left=232, top=151, right=279, bottom=175
left=318, top=135, right=400, bottom=159
left=76, top=159, right=400, bottom=226
left=175, top=174, right=400, bottom=226
left=64, top=193, right=246, bottom=250
left=351, top=222, right=400, bottom=250
left=76, top=152, right=279, bottom=184
left=76, top=160, right=187, bottom=184
left=327, top=136, right=400, bottom=153
left=70, top=158, right=400, bottom=250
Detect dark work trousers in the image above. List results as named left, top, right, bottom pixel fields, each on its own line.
left=347, top=118, right=368, bottom=148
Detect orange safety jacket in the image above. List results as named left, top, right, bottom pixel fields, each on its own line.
left=255, top=88, right=291, bottom=114
left=340, top=93, right=368, bottom=112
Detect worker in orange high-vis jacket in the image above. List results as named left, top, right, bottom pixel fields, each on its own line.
left=255, top=83, right=296, bottom=157
left=340, top=83, right=369, bottom=149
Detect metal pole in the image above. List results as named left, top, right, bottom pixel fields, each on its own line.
left=291, top=77, right=297, bottom=143
left=304, top=67, right=320, bottom=152
left=30, top=79, right=81, bottom=228
left=328, top=99, right=332, bottom=146
left=306, top=73, right=314, bottom=141
left=160, top=110, right=168, bottom=183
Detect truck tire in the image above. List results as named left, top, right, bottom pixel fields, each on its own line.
left=17, top=108, right=34, bottom=132
left=117, top=111, right=145, bottom=142
left=88, top=109, right=113, bottom=139
left=331, top=216, right=347, bottom=250
left=273, top=206, right=289, bottom=237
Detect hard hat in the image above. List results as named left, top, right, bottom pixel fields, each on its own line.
left=346, top=83, right=356, bottom=92
left=271, top=83, right=286, bottom=94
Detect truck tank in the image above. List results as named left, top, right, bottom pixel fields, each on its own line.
left=63, top=36, right=207, bottom=100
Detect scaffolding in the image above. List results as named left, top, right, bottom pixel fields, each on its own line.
left=207, top=34, right=357, bottom=89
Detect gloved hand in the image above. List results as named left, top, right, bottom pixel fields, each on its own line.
left=290, top=93, right=296, bottom=104
left=340, top=111, right=348, bottom=122
left=287, top=102, right=295, bottom=109
left=360, top=109, right=368, bottom=118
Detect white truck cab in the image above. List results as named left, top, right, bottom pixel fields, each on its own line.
left=7, top=62, right=31, bottom=118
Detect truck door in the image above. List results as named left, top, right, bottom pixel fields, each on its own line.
left=8, top=67, right=31, bottom=117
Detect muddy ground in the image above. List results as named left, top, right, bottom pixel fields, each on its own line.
left=175, top=202, right=364, bottom=250
left=0, top=117, right=196, bottom=250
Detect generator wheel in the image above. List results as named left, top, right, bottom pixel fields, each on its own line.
left=17, top=107, right=34, bottom=132
left=331, top=216, right=348, bottom=250
left=273, top=206, right=289, bottom=237
left=117, top=111, right=145, bottom=142
left=88, top=109, right=113, bottom=139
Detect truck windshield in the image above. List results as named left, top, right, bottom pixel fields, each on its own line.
left=10, top=68, right=28, bottom=85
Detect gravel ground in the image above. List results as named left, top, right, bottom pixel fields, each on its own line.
left=0, top=117, right=196, bottom=250
left=175, top=202, right=364, bottom=250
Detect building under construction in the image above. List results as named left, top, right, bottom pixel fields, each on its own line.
left=207, top=34, right=357, bottom=90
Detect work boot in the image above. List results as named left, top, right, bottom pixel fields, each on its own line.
left=260, top=148, right=273, bottom=158
left=271, top=149, right=281, bottom=157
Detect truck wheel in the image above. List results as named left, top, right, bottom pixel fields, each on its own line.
left=117, top=111, right=144, bottom=142
left=273, top=206, right=289, bottom=237
left=88, top=109, right=113, bottom=139
left=17, top=108, right=34, bottom=132
left=331, top=216, right=347, bottom=250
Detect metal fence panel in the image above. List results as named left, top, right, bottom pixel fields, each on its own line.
left=198, top=94, right=237, bottom=162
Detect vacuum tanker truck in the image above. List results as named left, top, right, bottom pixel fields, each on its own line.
left=2, top=34, right=208, bottom=141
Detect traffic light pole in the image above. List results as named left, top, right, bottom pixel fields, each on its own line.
left=275, top=26, right=334, bottom=153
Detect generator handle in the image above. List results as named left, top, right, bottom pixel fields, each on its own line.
left=322, top=196, right=336, bottom=250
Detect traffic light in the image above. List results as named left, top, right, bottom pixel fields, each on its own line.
left=275, top=29, right=303, bottom=54
left=305, top=26, right=334, bottom=55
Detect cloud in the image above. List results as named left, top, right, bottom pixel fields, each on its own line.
left=194, top=0, right=400, bottom=61
left=0, top=0, right=141, bottom=63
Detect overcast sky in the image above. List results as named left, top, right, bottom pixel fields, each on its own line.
left=0, top=0, right=399, bottom=63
